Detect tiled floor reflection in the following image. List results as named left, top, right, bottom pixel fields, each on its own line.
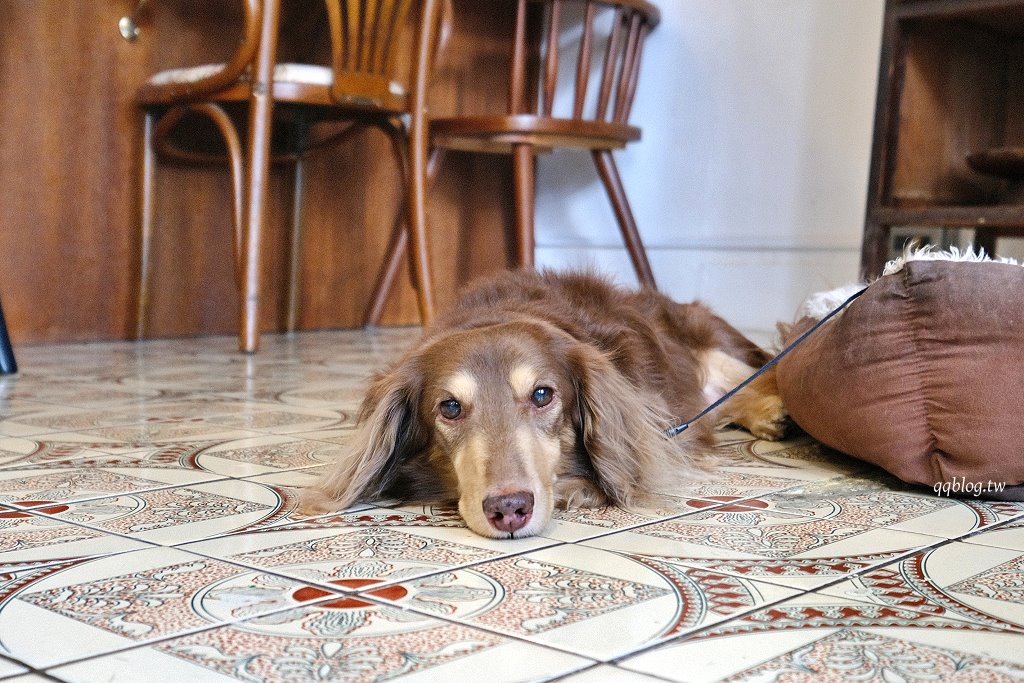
left=1, top=330, right=1023, bottom=682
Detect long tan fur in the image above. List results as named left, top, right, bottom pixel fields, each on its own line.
left=301, top=270, right=787, bottom=537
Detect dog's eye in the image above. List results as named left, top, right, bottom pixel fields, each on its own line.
left=438, top=399, right=462, bottom=420
left=531, top=386, right=554, bottom=408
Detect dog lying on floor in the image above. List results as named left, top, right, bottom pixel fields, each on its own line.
left=300, top=270, right=787, bottom=538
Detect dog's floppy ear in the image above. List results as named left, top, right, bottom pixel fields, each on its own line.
left=299, top=358, right=428, bottom=515
left=568, top=344, right=703, bottom=507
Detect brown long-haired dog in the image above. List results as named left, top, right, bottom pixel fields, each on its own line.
left=301, top=270, right=787, bottom=538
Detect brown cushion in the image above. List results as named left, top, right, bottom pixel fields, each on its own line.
left=776, top=259, right=1024, bottom=493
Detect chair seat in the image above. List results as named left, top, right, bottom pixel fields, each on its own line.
left=148, top=62, right=334, bottom=87
left=430, top=114, right=640, bottom=154
left=141, top=63, right=408, bottom=112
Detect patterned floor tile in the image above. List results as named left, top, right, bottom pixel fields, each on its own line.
left=0, top=507, right=151, bottom=567
left=207, top=469, right=331, bottom=532
left=0, top=406, right=122, bottom=438
left=702, top=432, right=867, bottom=484
left=2, top=329, right=1019, bottom=681
left=188, top=403, right=350, bottom=436
left=12, top=479, right=288, bottom=546
left=217, top=377, right=370, bottom=411
left=0, top=378, right=171, bottom=411
left=0, top=546, right=356, bottom=668
left=0, top=436, right=129, bottom=470
left=543, top=496, right=725, bottom=543
left=165, top=435, right=342, bottom=478
left=583, top=501, right=946, bottom=590
left=0, top=464, right=223, bottom=512
left=0, top=434, right=338, bottom=479
left=619, top=590, right=1024, bottom=682
left=24, top=424, right=266, bottom=448
left=178, top=517, right=555, bottom=593
left=0, top=395, right=69, bottom=428
left=964, top=516, right=1024, bottom=551
left=364, top=543, right=799, bottom=662
left=52, top=617, right=590, bottom=683
left=747, top=473, right=1024, bottom=538
left=12, top=395, right=350, bottom=440
left=542, top=436, right=863, bottom=543
left=821, top=541, right=1024, bottom=632
left=286, top=427, right=355, bottom=445
left=293, top=501, right=465, bottom=530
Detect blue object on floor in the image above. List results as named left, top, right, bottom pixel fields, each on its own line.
left=0, top=298, right=16, bottom=375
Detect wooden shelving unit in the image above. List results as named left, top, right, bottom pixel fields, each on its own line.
left=862, top=0, right=1024, bottom=277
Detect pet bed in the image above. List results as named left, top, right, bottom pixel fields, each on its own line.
left=775, top=248, right=1024, bottom=500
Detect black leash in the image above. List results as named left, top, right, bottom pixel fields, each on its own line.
left=666, top=286, right=868, bottom=438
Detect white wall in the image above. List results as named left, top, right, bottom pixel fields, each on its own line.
left=535, top=0, right=886, bottom=341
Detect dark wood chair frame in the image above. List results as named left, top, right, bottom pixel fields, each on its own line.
left=369, top=0, right=660, bottom=316
left=135, top=0, right=445, bottom=352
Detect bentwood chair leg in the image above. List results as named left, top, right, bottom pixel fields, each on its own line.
left=512, top=143, right=536, bottom=269
left=408, top=1, right=440, bottom=327
left=408, top=146, right=444, bottom=325
left=136, top=112, right=156, bottom=340
left=285, top=119, right=310, bottom=333
left=364, top=213, right=409, bottom=327
left=367, top=147, right=444, bottom=326
left=185, top=104, right=246, bottom=290
left=592, top=149, right=656, bottom=288
left=285, top=154, right=305, bottom=333
left=0, top=298, right=16, bottom=375
left=238, top=0, right=282, bottom=353
left=366, top=121, right=416, bottom=327
left=365, top=0, right=445, bottom=327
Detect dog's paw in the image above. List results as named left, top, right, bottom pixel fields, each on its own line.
left=739, top=394, right=789, bottom=441
left=555, top=476, right=609, bottom=509
left=295, top=489, right=338, bottom=517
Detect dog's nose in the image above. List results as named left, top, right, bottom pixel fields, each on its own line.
left=483, top=491, right=534, bottom=534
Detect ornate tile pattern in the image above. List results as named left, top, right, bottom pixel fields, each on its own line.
left=584, top=499, right=949, bottom=591
left=2, top=330, right=1023, bottom=682
left=718, top=628, right=1024, bottom=682
left=755, top=476, right=1024, bottom=537
left=822, top=541, right=1024, bottom=633
left=157, top=616, right=506, bottom=681
left=620, top=590, right=1024, bottom=682
left=948, top=555, right=1024, bottom=603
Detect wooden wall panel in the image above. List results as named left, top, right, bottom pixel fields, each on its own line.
left=0, top=1, right=147, bottom=342
left=0, top=0, right=517, bottom=344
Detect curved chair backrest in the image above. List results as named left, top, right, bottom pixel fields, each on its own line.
left=142, top=0, right=262, bottom=102
left=417, top=0, right=660, bottom=287
left=514, top=0, right=659, bottom=126
left=326, top=0, right=416, bottom=108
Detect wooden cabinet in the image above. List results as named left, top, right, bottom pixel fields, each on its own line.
left=862, top=0, right=1024, bottom=277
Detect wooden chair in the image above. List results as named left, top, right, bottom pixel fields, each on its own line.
left=134, top=0, right=444, bottom=352
left=371, top=0, right=659, bottom=313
